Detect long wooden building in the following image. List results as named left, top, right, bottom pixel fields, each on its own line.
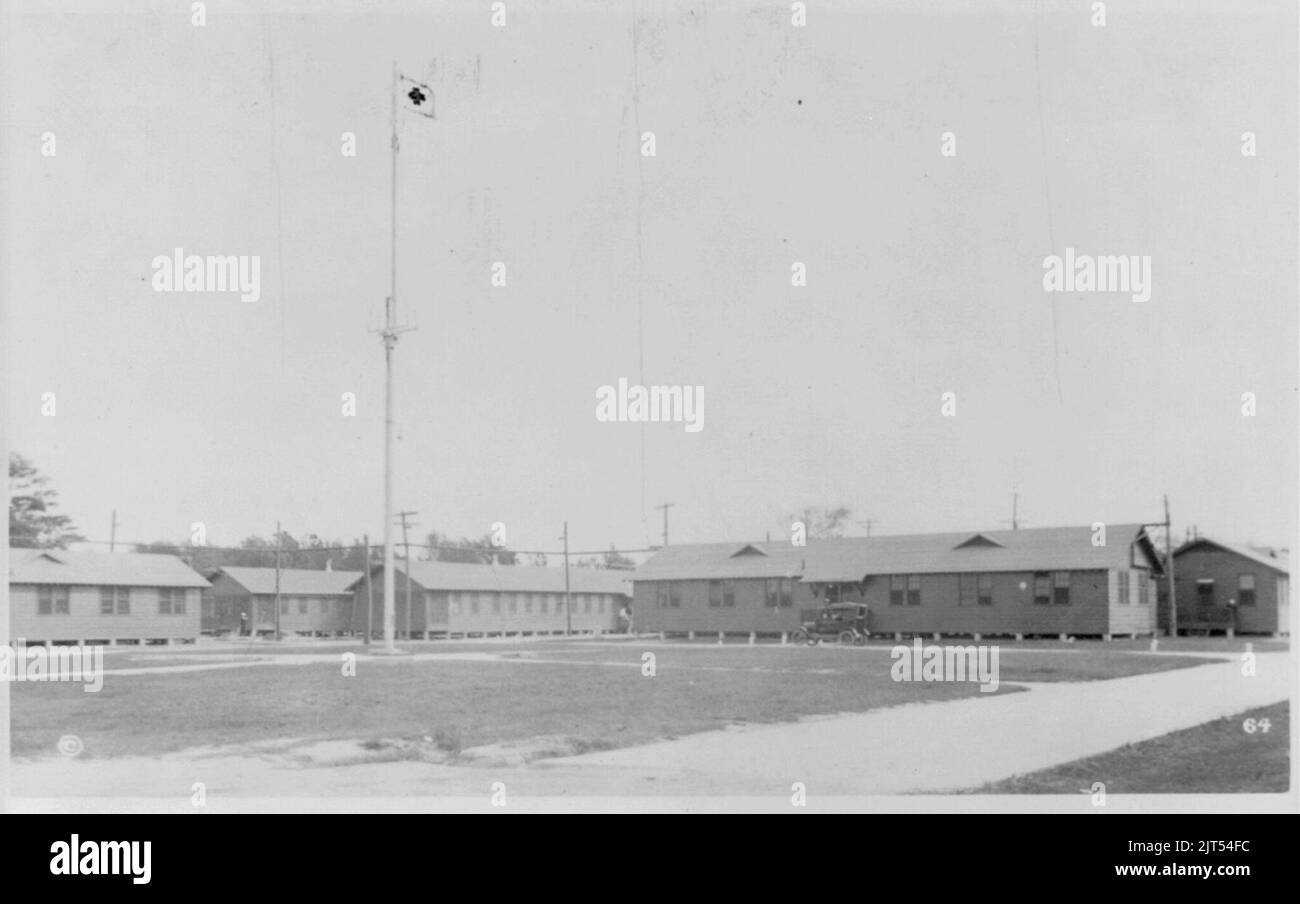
left=204, top=566, right=365, bottom=637
left=352, top=561, right=632, bottom=638
left=633, top=524, right=1164, bottom=639
left=8, top=547, right=208, bottom=645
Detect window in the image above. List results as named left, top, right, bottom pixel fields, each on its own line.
left=1197, top=581, right=1215, bottom=607
left=100, top=586, right=129, bottom=615
left=1117, top=570, right=1129, bottom=605
left=160, top=588, right=187, bottom=615
left=538, top=594, right=548, bottom=614
left=491, top=593, right=501, bottom=615
left=959, top=574, right=977, bottom=607
left=582, top=596, right=591, bottom=613
left=1053, top=572, right=1070, bottom=605
left=598, top=597, right=606, bottom=614
left=722, top=580, right=736, bottom=607
left=524, top=595, right=533, bottom=614
left=765, top=579, right=780, bottom=608
left=708, top=581, right=722, bottom=608
left=669, top=584, right=682, bottom=608
left=470, top=594, right=481, bottom=615
left=656, top=584, right=670, bottom=609
left=1136, top=571, right=1150, bottom=605
left=890, top=575, right=906, bottom=606
left=38, top=585, right=70, bottom=615
left=978, top=574, right=993, bottom=606
left=1238, top=574, right=1256, bottom=607
left=508, top=595, right=518, bottom=614
left=1033, top=573, right=1052, bottom=605
left=907, top=575, right=921, bottom=606
left=780, top=579, right=793, bottom=607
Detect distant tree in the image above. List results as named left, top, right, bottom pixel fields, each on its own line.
left=422, top=529, right=517, bottom=565
left=137, top=533, right=372, bottom=573
left=572, top=545, right=635, bottom=570
left=787, top=505, right=854, bottom=539
left=602, top=544, right=636, bottom=570
left=9, top=454, right=85, bottom=549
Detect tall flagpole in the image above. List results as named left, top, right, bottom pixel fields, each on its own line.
left=382, top=60, right=400, bottom=654
left=376, top=62, right=423, bottom=654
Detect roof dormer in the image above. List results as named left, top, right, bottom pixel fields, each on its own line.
left=954, top=533, right=1005, bottom=550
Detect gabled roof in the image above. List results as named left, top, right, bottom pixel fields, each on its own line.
left=8, top=548, right=210, bottom=588
left=212, top=566, right=364, bottom=596
left=801, top=525, right=1159, bottom=582
left=631, top=526, right=1161, bottom=583
left=635, top=541, right=809, bottom=581
left=954, top=533, right=1004, bottom=549
left=1174, top=538, right=1290, bottom=575
left=351, top=561, right=632, bottom=596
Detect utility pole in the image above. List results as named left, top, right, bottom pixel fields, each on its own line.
left=109, top=510, right=118, bottom=552
left=561, top=522, right=572, bottom=636
left=371, top=61, right=417, bottom=655
left=1165, top=495, right=1178, bottom=638
left=363, top=533, right=373, bottom=646
left=1000, top=493, right=1023, bottom=531
left=396, top=510, right=418, bottom=640
left=655, top=502, right=674, bottom=547
left=273, top=521, right=282, bottom=642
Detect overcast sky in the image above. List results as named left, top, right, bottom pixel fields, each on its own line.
left=2, top=0, right=1296, bottom=556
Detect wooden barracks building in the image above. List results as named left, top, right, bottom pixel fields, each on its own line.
left=204, top=566, right=365, bottom=637
left=353, top=561, right=632, bottom=638
left=1164, top=537, right=1290, bottom=636
left=633, top=525, right=1165, bottom=639
left=8, top=547, right=208, bottom=645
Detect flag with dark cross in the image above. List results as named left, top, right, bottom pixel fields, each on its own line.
left=399, top=73, right=434, bottom=119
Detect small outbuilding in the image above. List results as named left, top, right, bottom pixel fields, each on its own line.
left=1167, top=538, right=1290, bottom=636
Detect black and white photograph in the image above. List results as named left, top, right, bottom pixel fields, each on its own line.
left=1, top=0, right=1296, bottom=829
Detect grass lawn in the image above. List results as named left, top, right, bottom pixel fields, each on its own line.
left=527, top=643, right=1218, bottom=682
left=972, top=702, right=1290, bottom=794
left=12, top=654, right=1011, bottom=760
left=11, top=642, right=1221, bottom=761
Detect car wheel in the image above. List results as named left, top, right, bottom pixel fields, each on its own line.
left=838, top=630, right=856, bottom=645
left=791, top=629, right=808, bottom=645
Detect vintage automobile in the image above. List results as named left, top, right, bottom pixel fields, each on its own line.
left=791, top=603, right=870, bottom=645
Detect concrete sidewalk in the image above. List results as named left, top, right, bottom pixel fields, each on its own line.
left=526, top=651, right=1292, bottom=795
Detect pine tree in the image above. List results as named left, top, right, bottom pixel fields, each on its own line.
left=9, top=453, right=85, bottom=549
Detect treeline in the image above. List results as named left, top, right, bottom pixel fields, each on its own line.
left=135, top=531, right=637, bottom=571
